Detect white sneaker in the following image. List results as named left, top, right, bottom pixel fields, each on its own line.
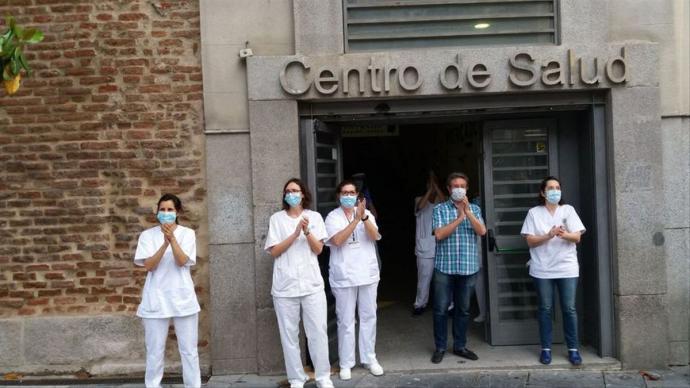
left=339, top=367, right=351, bottom=381
left=289, top=382, right=304, bottom=388
left=366, top=361, right=384, bottom=376
left=474, top=315, right=485, bottom=323
left=316, top=378, right=335, bottom=388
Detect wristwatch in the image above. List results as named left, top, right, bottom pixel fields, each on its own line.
left=361, top=216, right=369, bottom=221
left=304, top=230, right=310, bottom=236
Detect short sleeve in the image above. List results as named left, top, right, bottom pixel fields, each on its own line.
left=471, top=204, right=484, bottom=225
left=521, top=209, right=536, bottom=236
left=432, top=205, right=442, bottom=231
left=180, top=228, right=197, bottom=266
left=134, top=230, right=154, bottom=267
left=365, top=210, right=382, bottom=241
left=565, top=206, right=586, bottom=234
left=264, top=213, right=282, bottom=252
left=325, top=211, right=342, bottom=246
left=310, top=212, right=328, bottom=242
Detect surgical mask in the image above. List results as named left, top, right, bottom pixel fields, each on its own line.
left=157, top=211, right=177, bottom=224
left=284, top=192, right=302, bottom=208
left=451, top=187, right=466, bottom=202
left=545, top=189, right=561, bottom=204
left=340, top=195, right=357, bottom=209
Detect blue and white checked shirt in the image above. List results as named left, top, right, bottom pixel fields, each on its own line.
left=432, top=200, right=484, bottom=275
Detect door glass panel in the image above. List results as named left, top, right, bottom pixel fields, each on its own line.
left=484, top=121, right=559, bottom=345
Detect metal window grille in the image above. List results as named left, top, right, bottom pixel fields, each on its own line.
left=344, top=0, right=559, bottom=52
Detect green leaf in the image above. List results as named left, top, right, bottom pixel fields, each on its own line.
left=3, top=64, right=13, bottom=81
left=18, top=52, right=30, bottom=74
left=5, top=15, right=15, bottom=30
left=22, top=28, right=43, bottom=44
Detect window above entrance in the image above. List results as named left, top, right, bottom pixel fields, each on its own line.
left=344, top=0, right=558, bottom=52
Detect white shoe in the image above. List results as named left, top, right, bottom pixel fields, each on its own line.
left=289, top=382, right=304, bottom=388
left=474, top=315, right=485, bottom=323
left=366, top=361, right=384, bottom=376
left=339, top=367, right=351, bottom=380
left=316, top=378, right=335, bottom=388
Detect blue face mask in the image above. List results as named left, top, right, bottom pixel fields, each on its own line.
left=157, top=211, right=177, bottom=224
left=340, top=195, right=357, bottom=209
left=545, top=189, right=561, bottom=205
left=284, top=192, right=302, bottom=208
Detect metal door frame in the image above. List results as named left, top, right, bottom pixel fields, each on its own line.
left=299, top=92, right=615, bottom=357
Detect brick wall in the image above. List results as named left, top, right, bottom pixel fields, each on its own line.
left=0, top=0, right=209, bottom=370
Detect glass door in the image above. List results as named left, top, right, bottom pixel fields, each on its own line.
left=482, top=119, right=561, bottom=345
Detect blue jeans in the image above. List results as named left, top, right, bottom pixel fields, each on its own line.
left=432, top=269, right=477, bottom=351
left=533, top=277, right=579, bottom=350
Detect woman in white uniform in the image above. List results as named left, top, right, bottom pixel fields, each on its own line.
left=264, top=178, right=334, bottom=388
left=413, top=171, right=445, bottom=315
left=134, top=193, right=201, bottom=388
left=521, top=176, right=586, bottom=366
left=325, top=180, right=383, bottom=380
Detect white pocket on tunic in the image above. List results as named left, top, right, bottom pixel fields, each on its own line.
left=168, top=288, right=196, bottom=311
left=141, top=290, right=161, bottom=313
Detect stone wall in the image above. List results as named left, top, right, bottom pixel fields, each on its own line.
left=0, top=0, right=209, bottom=375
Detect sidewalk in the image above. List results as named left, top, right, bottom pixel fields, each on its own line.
left=6, top=366, right=688, bottom=388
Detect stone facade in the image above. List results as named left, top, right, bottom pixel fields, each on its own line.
left=0, top=0, right=209, bottom=375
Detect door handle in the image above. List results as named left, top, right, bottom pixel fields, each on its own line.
left=488, top=229, right=498, bottom=252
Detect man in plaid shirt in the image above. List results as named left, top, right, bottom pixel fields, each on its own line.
left=430, top=172, right=486, bottom=364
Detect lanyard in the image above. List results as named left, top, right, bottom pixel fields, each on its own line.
left=345, top=209, right=357, bottom=242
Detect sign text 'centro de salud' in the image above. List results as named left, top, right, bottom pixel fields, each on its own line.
left=279, top=48, right=628, bottom=96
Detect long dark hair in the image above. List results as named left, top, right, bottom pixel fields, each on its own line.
left=281, top=178, right=313, bottom=210
left=538, top=176, right=564, bottom=206
left=157, top=193, right=182, bottom=224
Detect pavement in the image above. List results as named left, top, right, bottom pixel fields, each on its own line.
left=3, top=366, right=688, bottom=387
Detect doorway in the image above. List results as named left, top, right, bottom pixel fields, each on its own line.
left=300, top=103, right=615, bottom=370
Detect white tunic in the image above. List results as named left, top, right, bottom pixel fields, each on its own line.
left=134, top=225, right=200, bottom=318
left=325, top=208, right=381, bottom=288
left=264, top=209, right=328, bottom=298
left=414, top=197, right=436, bottom=259
left=520, top=205, right=586, bottom=279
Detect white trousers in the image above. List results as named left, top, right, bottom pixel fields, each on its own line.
left=143, top=314, right=201, bottom=388
left=273, top=291, right=332, bottom=386
left=414, top=256, right=435, bottom=308
left=331, top=282, right=378, bottom=368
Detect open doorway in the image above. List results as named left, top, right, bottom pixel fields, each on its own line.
left=300, top=106, right=616, bottom=371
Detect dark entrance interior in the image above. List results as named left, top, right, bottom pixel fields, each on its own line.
left=301, top=99, right=615, bottom=368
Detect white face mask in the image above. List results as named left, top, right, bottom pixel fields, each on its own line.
left=451, top=187, right=466, bottom=201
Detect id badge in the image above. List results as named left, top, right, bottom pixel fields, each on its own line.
left=347, top=240, right=361, bottom=249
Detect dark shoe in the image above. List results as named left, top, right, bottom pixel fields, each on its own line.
left=453, top=347, right=479, bottom=361
left=539, top=349, right=552, bottom=365
left=412, top=306, right=425, bottom=316
left=568, top=350, right=582, bottom=366
left=431, top=350, right=445, bottom=364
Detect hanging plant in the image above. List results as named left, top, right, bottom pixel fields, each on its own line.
left=0, top=14, right=44, bottom=95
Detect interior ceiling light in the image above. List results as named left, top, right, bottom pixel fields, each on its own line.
left=474, top=23, right=490, bottom=29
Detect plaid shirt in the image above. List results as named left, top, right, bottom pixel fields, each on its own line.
left=432, top=200, right=484, bottom=275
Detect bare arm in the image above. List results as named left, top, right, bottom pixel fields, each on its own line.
left=524, top=226, right=560, bottom=248
left=143, top=241, right=169, bottom=272
left=269, top=227, right=301, bottom=258
left=435, top=213, right=465, bottom=241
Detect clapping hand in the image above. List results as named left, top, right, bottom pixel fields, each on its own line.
left=356, top=198, right=367, bottom=220
left=300, top=216, right=310, bottom=234
left=162, top=223, right=175, bottom=243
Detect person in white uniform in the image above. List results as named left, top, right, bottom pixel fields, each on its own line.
left=521, top=176, right=586, bottom=366
left=134, top=193, right=201, bottom=388
left=325, top=180, right=384, bottom=380
left=264, top=178, right=334, bottom=388
left=413, top=171, right=445, bottom=316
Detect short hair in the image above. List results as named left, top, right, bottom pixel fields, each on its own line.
left=335, top=179, right=359, bottom=198
left=446, top=172, right=469, bottom=187
left=281, top=178, right=313, bottom=210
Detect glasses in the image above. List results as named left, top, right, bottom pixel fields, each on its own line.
left=340, top=191, right=357, bottom=196
left=285, top=189, right=301, bottom=194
